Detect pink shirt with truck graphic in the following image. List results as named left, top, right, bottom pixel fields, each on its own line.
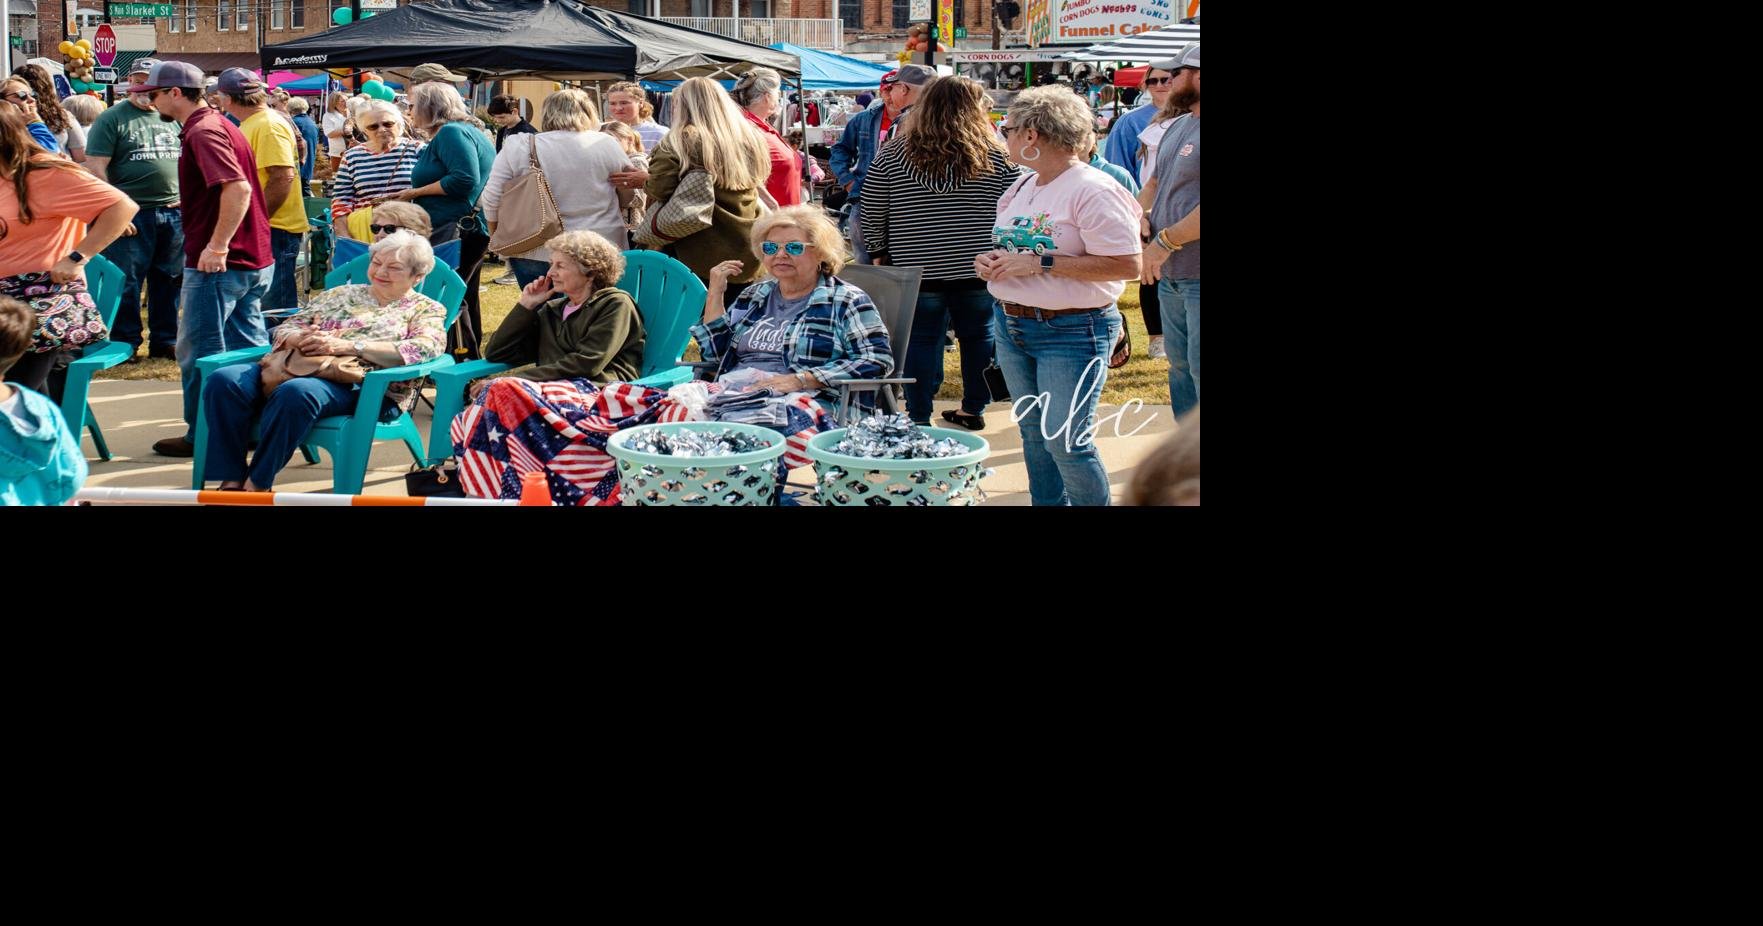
left=986, top=164, right=1143, bottom=311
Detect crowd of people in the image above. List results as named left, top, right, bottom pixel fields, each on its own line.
left=1, top=46, right=1198, bottom=507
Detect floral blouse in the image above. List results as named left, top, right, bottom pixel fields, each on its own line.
left=272, top=283, right=448, bottom=413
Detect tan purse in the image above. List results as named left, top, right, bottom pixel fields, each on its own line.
left=487, top=136, right=564, bottom=256
left=633, top=167, right=716, bottom=249
left=260, top=346, right=370, bottom=395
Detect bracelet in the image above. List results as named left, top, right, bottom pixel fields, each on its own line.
left=1156, top=229, right=1183, bottom=251
left=204, top=245, right=229, bottom=254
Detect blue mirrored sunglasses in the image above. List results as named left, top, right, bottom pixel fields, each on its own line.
left=761, top=241, right=807, bottom=256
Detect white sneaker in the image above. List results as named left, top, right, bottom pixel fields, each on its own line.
left=1148, top=335, right=1168, bottom=360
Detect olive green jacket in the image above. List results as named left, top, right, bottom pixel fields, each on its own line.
left=643, top=137, right=764, bottom=286
left=484, top=287, right=646, bottom=384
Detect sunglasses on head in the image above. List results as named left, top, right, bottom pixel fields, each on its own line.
left=761, top=241, right=807, bottom=256
left=369, top=224, right=403, bottom=235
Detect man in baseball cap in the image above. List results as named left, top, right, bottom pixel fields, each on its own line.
left=408, top=62, right=469, bottom=86
left=1146, top=42, right=1200, bottom=72
left=879, top=63, right=935, bottom=142
left=1140, top=42, right=1199, bottom=416
left=124, top=59, right=204, bottom=95
left=88, top=57, right=182, bottom=361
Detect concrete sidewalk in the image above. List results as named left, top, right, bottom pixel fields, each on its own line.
left=78, top=379, right=1178, bottom=504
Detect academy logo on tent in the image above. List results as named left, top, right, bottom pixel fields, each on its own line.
left=273, top=55, right=329, bottom=66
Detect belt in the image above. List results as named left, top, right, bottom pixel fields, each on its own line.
left=1000, top=301, right=1106, bottom=320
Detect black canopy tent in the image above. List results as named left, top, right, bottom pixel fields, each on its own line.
left=259, top=0, right=799, bottom=82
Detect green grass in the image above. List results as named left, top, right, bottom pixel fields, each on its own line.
left=105, top=261, right=1173, bottom=406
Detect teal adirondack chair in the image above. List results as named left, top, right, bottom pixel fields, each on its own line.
left=423, top=250, right=707, bottom=464
left=59, top=254, right=133, bottom=461
left=188, top=258, right=468, bottom=493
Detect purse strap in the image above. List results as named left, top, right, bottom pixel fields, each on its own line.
left=526, top=135, right=561, bottom=222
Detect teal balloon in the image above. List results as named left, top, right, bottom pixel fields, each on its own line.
left=364, top=10, right=375, bottom=16
left=332, top=8, right=352, bottom=25
left=372, top=82, right=397, bottom=101
left=362, top=79, right=386, bottom=99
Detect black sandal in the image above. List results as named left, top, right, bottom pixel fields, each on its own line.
left=941, top=410, right=986, bottom=431
left=1108, top=328, right=1132, bottom=369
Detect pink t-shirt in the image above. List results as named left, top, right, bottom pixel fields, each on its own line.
left=987, top=164, right=1143, bottom=311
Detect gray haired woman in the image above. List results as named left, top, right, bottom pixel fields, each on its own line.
left=731, top=66, right=803, bottom=206
left=976, top=86, right=1143, bottom=506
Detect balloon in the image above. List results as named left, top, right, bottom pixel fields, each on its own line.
left=361, top=72, right=381, bottom=83
left=58, top=40, right=73, bottom=55
left=362, top=79, right=385, bottom=98
left=76, top=38, right=92, bottom=50
left=332, top=7, right=352, bottom=25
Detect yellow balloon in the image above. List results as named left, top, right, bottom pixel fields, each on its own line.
left=58, top=40, right=74, bottom=55
left=76, top=38, right=93, bottom=50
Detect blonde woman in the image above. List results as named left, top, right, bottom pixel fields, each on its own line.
left=604, top=80, right=667, bottom=153
left=642, top=76, right=771, bottom=304
left=322, top=91, right=351, bottom=173
left=392, top=82, right=496, bottom=357
left=481, top=89, right=634, bottom=288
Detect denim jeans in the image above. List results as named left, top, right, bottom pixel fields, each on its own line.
left=177, top=265, right=271, bottom=437
left=1157, top=277, right=1200, bottom=415
left=264, top=228, right=305, bottom=327
left=993, top=301, right=1120, bottom=506
left=100, top=206, right=183, bottom=352
left=510, top=257, right=549, bottom=290
left=203, top=362, right=356, bottom=489
left=905, top=284, right=995, bottom=423
left=847, top=201, right=870, bottom=264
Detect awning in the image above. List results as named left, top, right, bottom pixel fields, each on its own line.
left=1113, top=65, right=1148, bottom=87
left=1064, top=23, right=1201, bottom=61
left=167, top=52, right=262, bottom=73
left=112, top=50, right=157, bottom=78
left=770, top=42, right=893, bottom=91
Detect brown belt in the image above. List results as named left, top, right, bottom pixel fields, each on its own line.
left=1000, top=301, right=1107, bottom=320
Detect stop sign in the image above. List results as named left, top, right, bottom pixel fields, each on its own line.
left=94, top=24, right=117, bottom=68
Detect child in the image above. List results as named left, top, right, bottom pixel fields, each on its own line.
left=600, top=120, right=650, bottom=235
left=0, top=297, right=87, bottom=506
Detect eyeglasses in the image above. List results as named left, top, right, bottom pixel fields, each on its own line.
left=364, top=121, right=398, bottom=131
left=1143, top=76, right=1174, bottom=86
left=999, top=125, right=1018, bottom=137
left=761, top=241, right=807, bottom=256
left=369, top=224, right=403, bottom=235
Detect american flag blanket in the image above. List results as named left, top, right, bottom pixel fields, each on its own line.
left=452, top=378, right=833, bottom=506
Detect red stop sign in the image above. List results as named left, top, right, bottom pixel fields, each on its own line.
left=94, top=24, right=118, bottom=68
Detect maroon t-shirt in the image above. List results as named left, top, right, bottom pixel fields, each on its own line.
left=178, top=106, right=272, bottom=270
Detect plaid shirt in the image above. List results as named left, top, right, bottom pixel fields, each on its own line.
left=692, top=273, right=894, bottom=405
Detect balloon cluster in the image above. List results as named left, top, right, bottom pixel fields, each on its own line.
left=59, top=38, right=104, bottom=93
left=359, top=71, right=396, bottom=101
left=902, top=22, right=947, bottom=56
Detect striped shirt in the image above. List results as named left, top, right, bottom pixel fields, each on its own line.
left=858, top=145, right=1023, bottom=281
left=331, top=138, right=425, bottom=219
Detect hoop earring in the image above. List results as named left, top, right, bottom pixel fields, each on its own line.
left=1021, top=145, right=1041, bottom=162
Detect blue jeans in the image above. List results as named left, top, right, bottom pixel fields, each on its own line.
left=847, top=201, right=870, bottom=264
left=993, top=301, right=1120, bottom=507
left=1158, top=278, right=1200, bottom=415
left=265, top=228, right=304, bottom=327
left=100, top=206, right=183, bottom=352
left=177, top=265, right=271, bottom=436
left=203, top=362, right=356, bottom=489
left=906, top=285, right=995, bottom=423
left=510, top=257, right=549, bottom=289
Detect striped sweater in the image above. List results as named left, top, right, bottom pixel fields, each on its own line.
left=858, top=145, right=1023, bottom=281
left=331, top=138, right=425, bottom=219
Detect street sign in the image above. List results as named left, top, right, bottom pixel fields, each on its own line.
left=94, top=24, right=118, bottom=68
left=109, top=3, right=176, bottom=16
left=92, top=67, right=118, bottom=84
left=956, top=26, right=968, bottom=38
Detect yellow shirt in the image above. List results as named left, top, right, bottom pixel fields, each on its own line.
left=241, top=110, right=309, bottom=234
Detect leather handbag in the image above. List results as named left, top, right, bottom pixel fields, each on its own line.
left=633, top=167, right=716, bottom=249
left=259, top=345, right=370, bottom=394
left=486, top=136, right=564, bottom=256
left=405, top=461, right=465, bottom=497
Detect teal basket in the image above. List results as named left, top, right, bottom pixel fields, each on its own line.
left=806, top=427, right=991, bottom=506
left=607, top=422, right=788, bottom=506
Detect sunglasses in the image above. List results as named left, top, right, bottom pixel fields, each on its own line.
left=369, top=224, right=403, bottom=235
left=364, top=121, right=398, bottom=131
left=1000, top=125, right=1018, bottom=137
left=1143, top=76, right=1174, bottom=86
left=3, top=91, right=33, bottom=103
left=761, top=241, right=807, bottom=256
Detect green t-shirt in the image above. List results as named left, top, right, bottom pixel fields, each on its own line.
left=85, top=101, right=181, bottom=207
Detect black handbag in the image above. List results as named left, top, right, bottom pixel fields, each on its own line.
left=983, top=358, right=1010, bottom=403
left=406, top=461, right=465, bottom=497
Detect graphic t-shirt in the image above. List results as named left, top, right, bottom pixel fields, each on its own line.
left=84, top=102, right=181, bottom=207
left=731, top=286, right=815, bottom=374
left=985, top=164, right=1142, bottom=311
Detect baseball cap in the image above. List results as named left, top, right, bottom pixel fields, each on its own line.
left=1147, top=43, right=1200, bottom=71
left=215, top=67, right=266, bottom=95
left=124, top=59, right=205, bottom=94
left=881, top=64, right=935, bottom=87
left=409, top=62, right=469, bottom=84
left=128, top=57, right=162, bottom=78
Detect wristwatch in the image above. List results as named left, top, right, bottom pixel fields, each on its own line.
left=66, top=250, right=87, bottom=265
left=1039, top=254, right=1055, bottom=273
left=351, top=339, right=366, bottom=356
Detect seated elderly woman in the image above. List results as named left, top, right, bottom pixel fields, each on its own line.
left=202, top=232, right=448, bottom=491
left=698, top=204, right=893, bottom=410
left=472, top=229, right=646, bottom=398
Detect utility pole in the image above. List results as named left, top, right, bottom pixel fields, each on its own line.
left=104, top=1, right=112, bottom=106
left=350, top=0, right=362, bottom=92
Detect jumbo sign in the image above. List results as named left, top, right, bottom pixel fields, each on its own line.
left=1052, top=0, right=1174, bottom=41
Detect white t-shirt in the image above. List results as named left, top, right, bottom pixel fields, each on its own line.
left=987, top=164, right=1143, bottom=311
left=481, top=130, right=635, bottom=259
left=323, top=111, right=347, bottom=157
left=1137, top=118, right=1174, bottom=185
left=55, top=118, right=87, bottom=155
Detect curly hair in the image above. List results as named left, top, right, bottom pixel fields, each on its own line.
left=546, top=229, right=626, bottom=290
left=897, top=76, right=1002, bottom=183
left=9, top=65, right=70, bottom=135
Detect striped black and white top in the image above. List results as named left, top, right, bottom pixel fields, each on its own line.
left=331, top=138, right=426, bottom=217
left=859, top=145, right=1023, bottom=282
